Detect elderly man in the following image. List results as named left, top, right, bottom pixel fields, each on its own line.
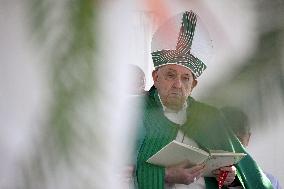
left=135, top=11, right=273, bottom=189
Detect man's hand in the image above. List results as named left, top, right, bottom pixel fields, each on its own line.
left=212, top=166, right=237, bottom=186
left=165, top=161, right=205, bottom=185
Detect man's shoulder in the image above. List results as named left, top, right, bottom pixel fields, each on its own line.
left=127, top=90, right=158, bottom=112
left=141, top=87, right=160, bottom=107
left=189, top=97, right=220, bottom=114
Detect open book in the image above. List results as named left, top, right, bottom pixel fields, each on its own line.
left=147, top=140, right=246, bottom=177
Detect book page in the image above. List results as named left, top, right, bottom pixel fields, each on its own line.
left=203, top=153, right=246, bottom=176
left=147, top=140, right=209, bottom=167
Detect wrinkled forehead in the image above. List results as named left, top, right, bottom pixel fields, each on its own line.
left=157, top=64, right=194, bottom=76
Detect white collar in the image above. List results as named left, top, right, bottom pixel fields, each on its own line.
left=158, top=94, right=188, bottom=125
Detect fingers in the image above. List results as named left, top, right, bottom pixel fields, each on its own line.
left=171, top=160, right=194, bottom=168
left=182, top=171, right=202, bottom=185
left=221, top=166, right=236, bottom=182
left=213, top=166, right=237, bottom=186
left=165, top=163, right=206, bottom=185
left=212, top=165, right=236, bottom=175
left=188, top=163, right=206, bottom=172
left=220, top=166, right=236, bottom=172
left=183, top=164, right=206, bottom=185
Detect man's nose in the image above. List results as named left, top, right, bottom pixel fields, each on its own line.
left=173, top=78, right=182, bottom=88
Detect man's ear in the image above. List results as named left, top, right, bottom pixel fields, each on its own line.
left=191, top=79, right=198, bottom=90
left=152, top=70, right=158, bottom=82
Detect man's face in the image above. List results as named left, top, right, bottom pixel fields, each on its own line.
left=152, top=64, right=197, bottom=111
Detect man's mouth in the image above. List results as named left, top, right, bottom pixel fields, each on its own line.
left=169, top=92, right=182, bottom=97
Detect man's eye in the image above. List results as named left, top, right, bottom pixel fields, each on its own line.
left=182, top=77, right=190, bottom=81
left=167, top=73, right=175, bottom=78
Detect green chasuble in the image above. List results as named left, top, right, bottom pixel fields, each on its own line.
left=136, top=87, right=273, bottom=189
